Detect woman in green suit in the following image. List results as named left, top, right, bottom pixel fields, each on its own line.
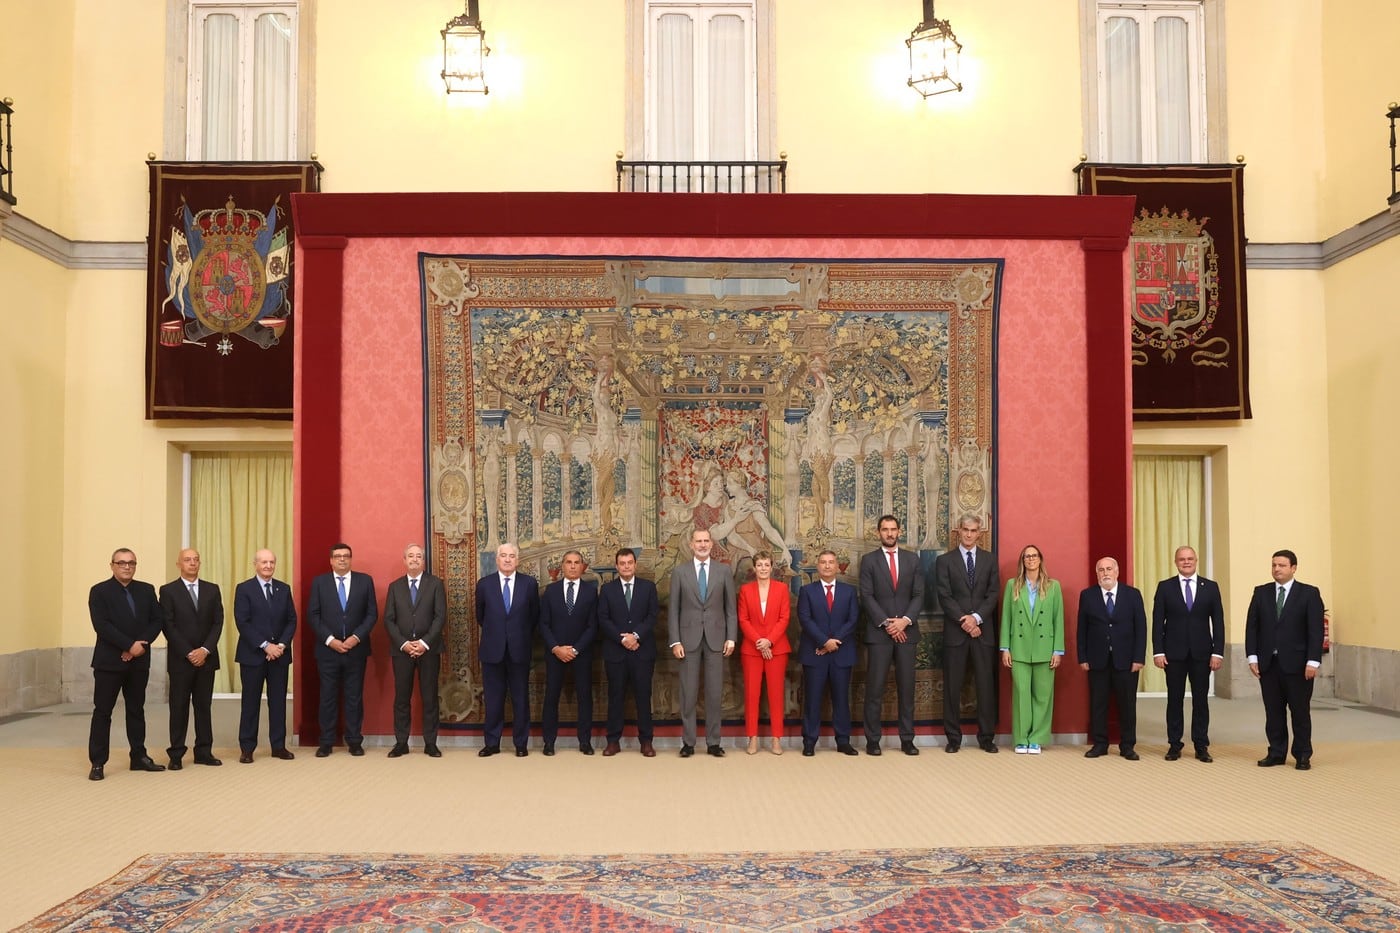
left=999, top=545, right=1064, bottom=754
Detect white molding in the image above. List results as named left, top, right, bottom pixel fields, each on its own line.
left=1, top=213, right=145, bottom=270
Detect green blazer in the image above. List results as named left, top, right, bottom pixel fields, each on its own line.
left=998, top=578, right=1065, bottom=663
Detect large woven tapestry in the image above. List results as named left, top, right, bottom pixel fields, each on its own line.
left=1078, top=164, right=1251, bottom=421
left=421, top=257, right=1001, bottom=730
left=144, top=161, right=319, bottom=419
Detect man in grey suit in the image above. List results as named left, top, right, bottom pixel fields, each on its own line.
left=860, top=514, right=925, bottom=756
left=934, top=513, right=1000, bottom=753
left=383, top=543, right=447, bottom=758
left=668, top=528, right=736, bottom=757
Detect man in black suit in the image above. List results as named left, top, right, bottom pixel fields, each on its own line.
left=1077, top=557, right=1146, bottom=760
left=233, top=549, right=297, bottom=763
left=934, top=513, right=1000, bottom=754
left=86, top=548, right=166, bottom=781
left=539, top=550, right=599, bottom=755
left=861, top=514, right=926, bottom=756
left=308, top=542, right=378, bottom=757
left=1246, top=549, right=1325, bottom=771
left=1152, top=545, right=1225, bottom=762
left=797, top=549, right=860, bottom=756
left=598, top=548, right=659, bottom=756
left=159, top=548, right=223, bottom=769
left=474, top=542, right=540, bottom=757
left=383, top=543, right=447, bottom=758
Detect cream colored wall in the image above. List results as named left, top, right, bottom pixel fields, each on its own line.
left=0, top=244, right=69, bottom=654
left=1323, top=235, right=1400, bottom=652
left=4, top=0, right=76, bottom=230
left=1133, top=270, right=1333, bottom=644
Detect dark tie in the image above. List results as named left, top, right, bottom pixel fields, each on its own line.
left=624, top=582, right=633, bottom=607
left=124, top=587, right=136, bottom=616
left=566, top=581, right=576, bottom=613
left=1105, top=591, right=1115, bottom=615
left=264, top=581, right=273, bottom=602
left=1184, top=579, right=1194, bottom=610
left=503, top=578, right=512, bottom=612
left=825, top=584, right=834, bottom=611
left=410, top=578, right=418, bottom=606
left=698, top=563, right=708, bottom=601
left=337, top=576, right=348, bottom=611
left=1276, top=585, right=1286, bottom=615
left=965, top=551, right=976, bottom=589
left=887, top=551, right=898, bottom=588
left=188, top=582, right=198, bottom=609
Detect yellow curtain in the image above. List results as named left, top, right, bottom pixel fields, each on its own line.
left=1132, top=453, right=1205, bottom=693
left=189, top=451, right=293, bottom=693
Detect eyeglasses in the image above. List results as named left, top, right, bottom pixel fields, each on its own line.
left=112, top=561, right=137, bottom=568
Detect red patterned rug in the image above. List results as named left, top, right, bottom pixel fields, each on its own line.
left=18, top=843, right=1400, bottom=931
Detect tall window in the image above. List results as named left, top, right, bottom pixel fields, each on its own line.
left=647, top=3, right=756, bottom=163
left=187, top=1, right=298, bottom=160
left=1093, top=1, right=1208, bottom=163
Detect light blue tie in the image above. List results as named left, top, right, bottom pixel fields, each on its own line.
left=337, top=576, right=347, bottom=611
left=698, top=562, right=708, bottom=601
left=503, top=578, right=512, bottom=612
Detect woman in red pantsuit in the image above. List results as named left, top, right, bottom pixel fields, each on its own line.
left=738, top=551, right=791, bottom=755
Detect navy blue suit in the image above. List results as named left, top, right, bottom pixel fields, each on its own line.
left=308, top=570, right=378, bottom=748
left=538, top=576, right=599, bottom=748
left=1152, top=575, right=1225, bottom=752
left=233, top=575, right=297, bottom=752
left=1076, top=584, right=1147, bottom=752
left=797, top=578, right=858, bottom=749
left=475, top=572, right=539, bottom=750
left=87, top=576, right=164, bottom=767
left=598, top=575, right=659, bottom=744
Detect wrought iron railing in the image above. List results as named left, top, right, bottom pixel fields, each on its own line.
left=1389, top=101, right=1399, bottom=208
left=616, top=159, right=787, bottom=193
left=0, top=98, right=14, bottom=205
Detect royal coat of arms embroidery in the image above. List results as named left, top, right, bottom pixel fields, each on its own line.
left=1129, top=206, right=1229, bottom=367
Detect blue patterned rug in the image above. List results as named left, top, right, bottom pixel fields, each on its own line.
left=18, top=843, right=1400, bottom=931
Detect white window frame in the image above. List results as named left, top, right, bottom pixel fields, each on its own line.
left=1082, top=0, right=1225, bottom=163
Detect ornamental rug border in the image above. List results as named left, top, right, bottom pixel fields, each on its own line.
left=420, top=254, right=1002, bottom=730
left=1077, top=163, right=1251, bottom=422
left=20, top=842, right=1400, bottom=931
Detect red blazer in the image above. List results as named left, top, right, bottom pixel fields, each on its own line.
left=738, top=580, right=791, bottom=657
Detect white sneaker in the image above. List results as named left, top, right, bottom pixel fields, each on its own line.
left=1014, top=745, right=1028, bottom=754
left=1028, top=744, right=1042, bottom=755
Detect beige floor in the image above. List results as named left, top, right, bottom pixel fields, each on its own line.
left=4, top=694, right=1400, bottom=928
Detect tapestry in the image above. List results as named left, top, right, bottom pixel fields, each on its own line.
left=21, top=843, right=1400, bottom=930
left=144, top=161, right=320, bottom=420
left=421, top=256, right=1001, bottom=731
left=1077, top=164, right=1251, bottom=421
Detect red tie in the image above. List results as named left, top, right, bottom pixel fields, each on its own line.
left=825, top=584, right=834, bottom=611
left=887, top=551, right=898, bottom=588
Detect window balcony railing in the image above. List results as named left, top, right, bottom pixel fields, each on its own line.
left=1389, top=101, right=1400, bottom=210
left=0, top=97, right=14, bottom=206
left=616, top=158, right=787, bottom=194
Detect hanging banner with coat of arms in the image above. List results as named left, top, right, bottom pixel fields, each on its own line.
left=1077, top=163, right=1251, bottom=421
left=145, top=161, right=320, bottom=419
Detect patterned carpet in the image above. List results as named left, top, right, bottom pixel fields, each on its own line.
left=19, top=843, right=1400, bottom=931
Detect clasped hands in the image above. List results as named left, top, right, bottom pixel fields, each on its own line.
left=813, top=637, right=842, bottom=656
left=552, top=645, right=581, bottom=662
left=120, top=641, right=149, bottom=663
left=885, top=617, right=912, bottom=643
left=327, top=634, right=360, bottom=654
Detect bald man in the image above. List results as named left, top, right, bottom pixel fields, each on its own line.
left=159, top=548, right=224, bottom=769
left=233, top=549, right=298, bottom=763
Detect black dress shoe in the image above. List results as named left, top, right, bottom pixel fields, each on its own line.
left=902, top=741, right=920, bottom=756
left=979, top=739, right=999, bottom=754
left=944, top=743, right=959, bottom=754
left=707, top=744, right=725, bottom=758
left=130, top=756, right=166, bottom=772
left=679, top=744, right=695, bottom=758
left=1195, top=750, right=1213, bottom=763
left=388, top=744, right=409, bottom=758
left=168, top=757, right=183, bottom=771
left=866, top=744, right=883, bottom=756
left=193, top=754, right=222, bottom=766
left=424, top=744, right=442, bottom=758
left=1120, top=749, right=1140, bottom=761
left=88, top=765, right=104, bottom=781
left=1084, top=746, right=1108, bottom=758
left=514, top=747, right=528, bottom=757
left=1296, top=757, right=1311, bottom=771
left=349, top=743, right=365, bottom=757
left=315, top=746, right=332, bottom=758
left=542, top=744, right=556, bottom=756
left=478, top=746, right=500, bottom=757
left=1164, top=747, right=1182, bottom=761
left=579, top=744, right=594, bottom=755
left=1257, top=755, right=1286, bottom=767
left=802, top=746, right=815, bottom=757
left=270, top=748, right=295, bottom=760
left=836, top=743, right=860, bottom=756
left=239, top=752, right=254, bottom=764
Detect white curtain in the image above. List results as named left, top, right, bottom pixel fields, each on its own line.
left=201, top=12, right=239, bottom=160
left=1153, top=15, right=1192, bottom=162
left=253, top=12, right=293, bottom=160
left=654, top=12, right=694, bottom=166
left=1102, top=15, right=1141, bottom=163
left=707, top=14, right=745, bottom=162
left=652, top=7, right=747, bottom=191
